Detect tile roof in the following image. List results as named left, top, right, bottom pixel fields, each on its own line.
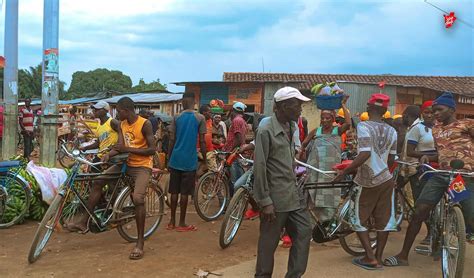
left=223, top=72, right=474, bottom=97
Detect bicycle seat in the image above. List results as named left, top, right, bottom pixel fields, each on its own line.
left=109, top=153, right=129, bottom=164
left=332, top=160, right=353, bottom=171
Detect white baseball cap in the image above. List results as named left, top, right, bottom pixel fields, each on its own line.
left=91, top=100, right=110, bottom=110
left=233, top=101, right=247, bottom=112
left=274, top=86, right=311, bottom=102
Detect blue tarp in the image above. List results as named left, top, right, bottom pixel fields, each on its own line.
left=102, top=93, right=183, bottom=104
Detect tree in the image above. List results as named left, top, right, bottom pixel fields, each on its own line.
left=1, top=64, right=66, bottom=100
left=132, top=78, right=167, bottom=92
left=67, top=68, right=133, bottom=99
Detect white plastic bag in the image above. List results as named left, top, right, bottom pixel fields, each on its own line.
left=26, top=161, right=68, bottom=205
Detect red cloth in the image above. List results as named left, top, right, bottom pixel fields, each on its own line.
left=223, top=114, right=247, bottom=152
left=19, top=107, right=34, bottom=132
left=421, top=100, right=433, bottom=111
left=297, top=117, right=305, bottom=143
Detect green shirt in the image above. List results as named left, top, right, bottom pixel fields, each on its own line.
left=253, top=115, right=306, bottom=212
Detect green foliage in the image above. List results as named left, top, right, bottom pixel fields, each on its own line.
left=132, top=78, right=167, bottom=92
left=66, top=68, right=133, bottom=99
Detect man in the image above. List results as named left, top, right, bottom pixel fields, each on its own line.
left=385, top=92, right=474, bottom=266
left=334, top=93, right=398, bottom=270
left=19, top=98, right=35, bottom=159
left=253, top=86, right=312, bottom=278
left=199, top=104, right=217, bottom=172
left=167, top=92, right=206, bottom=232
left=80, top=101, right=119, bottom=168
left=67, top=97, right=155, bottom=260
left=223, top=101, right=248, bottom=196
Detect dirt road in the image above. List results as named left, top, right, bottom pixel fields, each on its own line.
left=1, top=211, right=472, bottom=277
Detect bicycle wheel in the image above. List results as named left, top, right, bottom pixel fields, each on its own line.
left=219, top=187, right=249, bottom=249
left=339, top=217, right=377, bottom=257
left=116, top=184, right=165, bottom=242
left=60, top=181, right=90, bottom=226
left=0, top=173, right=31, bottom=228
left=194, top=172, right=229, bottom=222
left=395, top=190, right=405, bottom=229
left=28, top=194, right=66, bottom=263
left=441, top=206, right=466, bottom=278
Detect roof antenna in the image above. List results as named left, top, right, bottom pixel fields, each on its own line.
left=262, top=57, right=265, bottom=73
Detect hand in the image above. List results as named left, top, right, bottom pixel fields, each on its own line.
left=342, top=94, right=349, bottom=105
left=114, top=144, right=128, bottom=153
left=420, top=155, right=430, bottom=165
left=101, top=154, right=110, bottom=163
left=261, top=204, right=276, bottom=223
left=333, top=172, right=345, bottom=183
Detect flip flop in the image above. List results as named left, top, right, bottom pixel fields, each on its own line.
left=129, top=247, right=144, bottom=260
left=383, top=256, right=409, bottom=267
left=166, top=223, right=175, bottom=230
left=352, top=257, right=383, bottom=271
left=176, top=225, right=197, bottom=232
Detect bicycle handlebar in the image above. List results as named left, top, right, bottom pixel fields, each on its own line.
left=418, top=163, right=474, bottom=180
left=61, top=144, right=104, bottom=167
left=295, top=159, right=336, bottom=177
left=238, top=154, right=254, bottom=165
left=395, top=160, right=419, bottom=167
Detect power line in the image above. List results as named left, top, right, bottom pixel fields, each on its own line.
left=424, top=0, right=474, bottom=29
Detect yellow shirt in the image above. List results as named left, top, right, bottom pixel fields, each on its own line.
left=95, top=118, right=118, bottom=158
left=121, top=116, right=153, bottom=168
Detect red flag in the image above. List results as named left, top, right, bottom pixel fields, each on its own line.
left=448, top=174, right=470, bottom=203
left=0, top=56, right=5, bottom=68
left=378, top=81, right=386, bottom=89
left=444, top=12, right=457, bottom=28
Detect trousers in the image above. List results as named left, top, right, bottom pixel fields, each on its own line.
left=255, top=207, right=312, bottom=278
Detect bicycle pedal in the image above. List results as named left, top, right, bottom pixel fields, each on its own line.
left=414, top=245, right=431, bottom=256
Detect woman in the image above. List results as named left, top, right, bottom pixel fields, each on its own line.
left=211, top=114, right=226, bottom=149
left=301, top=97, right=351, bottom=222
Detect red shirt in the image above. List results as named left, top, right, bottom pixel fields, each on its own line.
left=19, top=107, right=34, bottom=132
left=223, top=114, right=247, bottom=152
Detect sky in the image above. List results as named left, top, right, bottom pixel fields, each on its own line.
left=0, top=0, right=473, bottom=92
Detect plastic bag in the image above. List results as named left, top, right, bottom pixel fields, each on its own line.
left=26, top=161, right=68, bottom=205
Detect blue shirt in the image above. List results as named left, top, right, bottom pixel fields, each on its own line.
left=168, top=111, right=206, bottom=171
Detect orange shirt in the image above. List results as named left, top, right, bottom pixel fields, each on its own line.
left=121, top=116, right=153, bottom=169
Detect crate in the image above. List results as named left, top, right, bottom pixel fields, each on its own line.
left=314, top=94, right=344, bottom=110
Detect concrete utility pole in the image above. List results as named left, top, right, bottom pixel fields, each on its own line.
left=2, top=0, right=19, bottom=160
left=39, top=0, right=60, bottom=166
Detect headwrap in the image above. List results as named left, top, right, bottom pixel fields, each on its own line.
left=321, top=110, right=335, bottom=119
left=421, top=100, right=433, bottom=111
left=433, top=92, right=456, bottom=109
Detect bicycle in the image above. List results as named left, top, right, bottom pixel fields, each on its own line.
left=27, top=145, right=165, bottom=263
left=0, top=159, right=31, bottom=228
left=194, top=150, right=243, bottom=222
left=219, top=155, right=254, bottom=249
left=296, top=159, right=378, bottom=257
left=391, top=160, right=420, bottom=228
left=413, top=160, right=473, bottom=278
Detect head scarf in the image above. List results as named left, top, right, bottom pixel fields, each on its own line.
left=421, top=100, right=433, bottom=111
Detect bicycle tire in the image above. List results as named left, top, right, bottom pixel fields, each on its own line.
left=441, top=205, right=466, bottom=278
left=194, top=171, right=229, bottom=222
left=28, top=194, right=66, bottom=263
left=395, top=190, right=405, bottom=229
left=116, top=184, right=164, bottom=242
left=219, top=187, right=249, bottom=249
left=339, top=219, right=377, bottom=257
left=0, top=173, right=31, bottom=228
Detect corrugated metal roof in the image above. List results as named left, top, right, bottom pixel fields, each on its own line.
left=102, top=93, right=183, bottom=104
left=59, top=97, right=104, bottom=105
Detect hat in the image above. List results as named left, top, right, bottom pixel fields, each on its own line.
left=91, top=100, right=110, bottom=110
left=211, top=107, right=224, bottom=114
left=383, top=111, right=391, bottom=119
left=232, top=102, right=247, bottom=112
left=367, top=93, right=390, bottom=108
left=433, top=92, right=456, bottom=109
left=337, top=107, right=350, bottom=118
left=274, top=86, right=311, bottom=102
left=393, top=114, right=402, bottom=120
left=421, top=100, right=433, bottom=111
left=360, top=112, right=369, bottom=121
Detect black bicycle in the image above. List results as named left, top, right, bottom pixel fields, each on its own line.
left=28, top=146, right=165, bottom=263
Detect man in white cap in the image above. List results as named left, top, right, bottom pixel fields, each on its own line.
left=222, top=101, right=248, bottom=196
left=253, top=86, right=312, bottom=278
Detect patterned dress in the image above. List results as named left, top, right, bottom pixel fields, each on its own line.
left=306, top=127, right=341, bottom=222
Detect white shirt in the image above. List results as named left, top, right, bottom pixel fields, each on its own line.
left=354, top=121, right=398, bottom=187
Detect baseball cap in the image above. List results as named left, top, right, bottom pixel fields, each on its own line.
left=367, top=93, right=390, bottom=108
left=233, top=102, right=247, bottom=112
left=274, top=86, right=311, bottom=102
left=383, top=111, right=391, bottom=119
left=91, top=100, right=110, bottom=110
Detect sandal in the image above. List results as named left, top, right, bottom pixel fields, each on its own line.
left=383, top=256, right=409, bottom=267
left=352, top=257, right=383, bottom=271
left=176, top=225, right=197, bottom=232
left=129, top=247, right=144, bottom=260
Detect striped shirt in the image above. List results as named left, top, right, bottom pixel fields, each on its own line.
left=19, top=108, right=34, bottom=132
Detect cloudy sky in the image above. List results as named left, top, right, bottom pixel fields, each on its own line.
left=0, top=0, right=473, bottom=92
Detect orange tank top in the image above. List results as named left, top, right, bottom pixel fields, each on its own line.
left=121, top=116, right=153, bottom=168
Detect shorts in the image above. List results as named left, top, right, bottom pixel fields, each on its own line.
left=417, top=175, right=474, bottom=226
left=351, top=181, right=397, bottom=232
left=169, top=167, right=196, bottom=195
left=100, top=164, right=151, bottom=204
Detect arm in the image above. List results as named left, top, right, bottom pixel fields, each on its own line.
left=253, top=129, right=272, bottom=208
left=110, top=119, right=120, bottom=132
left=167, top=117, right=176, bottom=159
left=198, top=114, right=207, bottom=159
left=19, top=110, right=25, bottom=132
left=338, top=99, right=352, bottom=135
left=103, top=125, right=124, bottom=161
left=302, top=129, right=316, bottom=149
left=199, top=133, right=207, bottom=159
left=81, top=140, right=99, bottom=151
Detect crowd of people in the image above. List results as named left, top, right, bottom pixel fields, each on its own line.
left=16, top=86, right=474, bottom=277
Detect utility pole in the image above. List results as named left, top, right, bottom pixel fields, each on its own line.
left=2, top=0, right=19, bottom=160
left=39, top=0, right=60, bottom=166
